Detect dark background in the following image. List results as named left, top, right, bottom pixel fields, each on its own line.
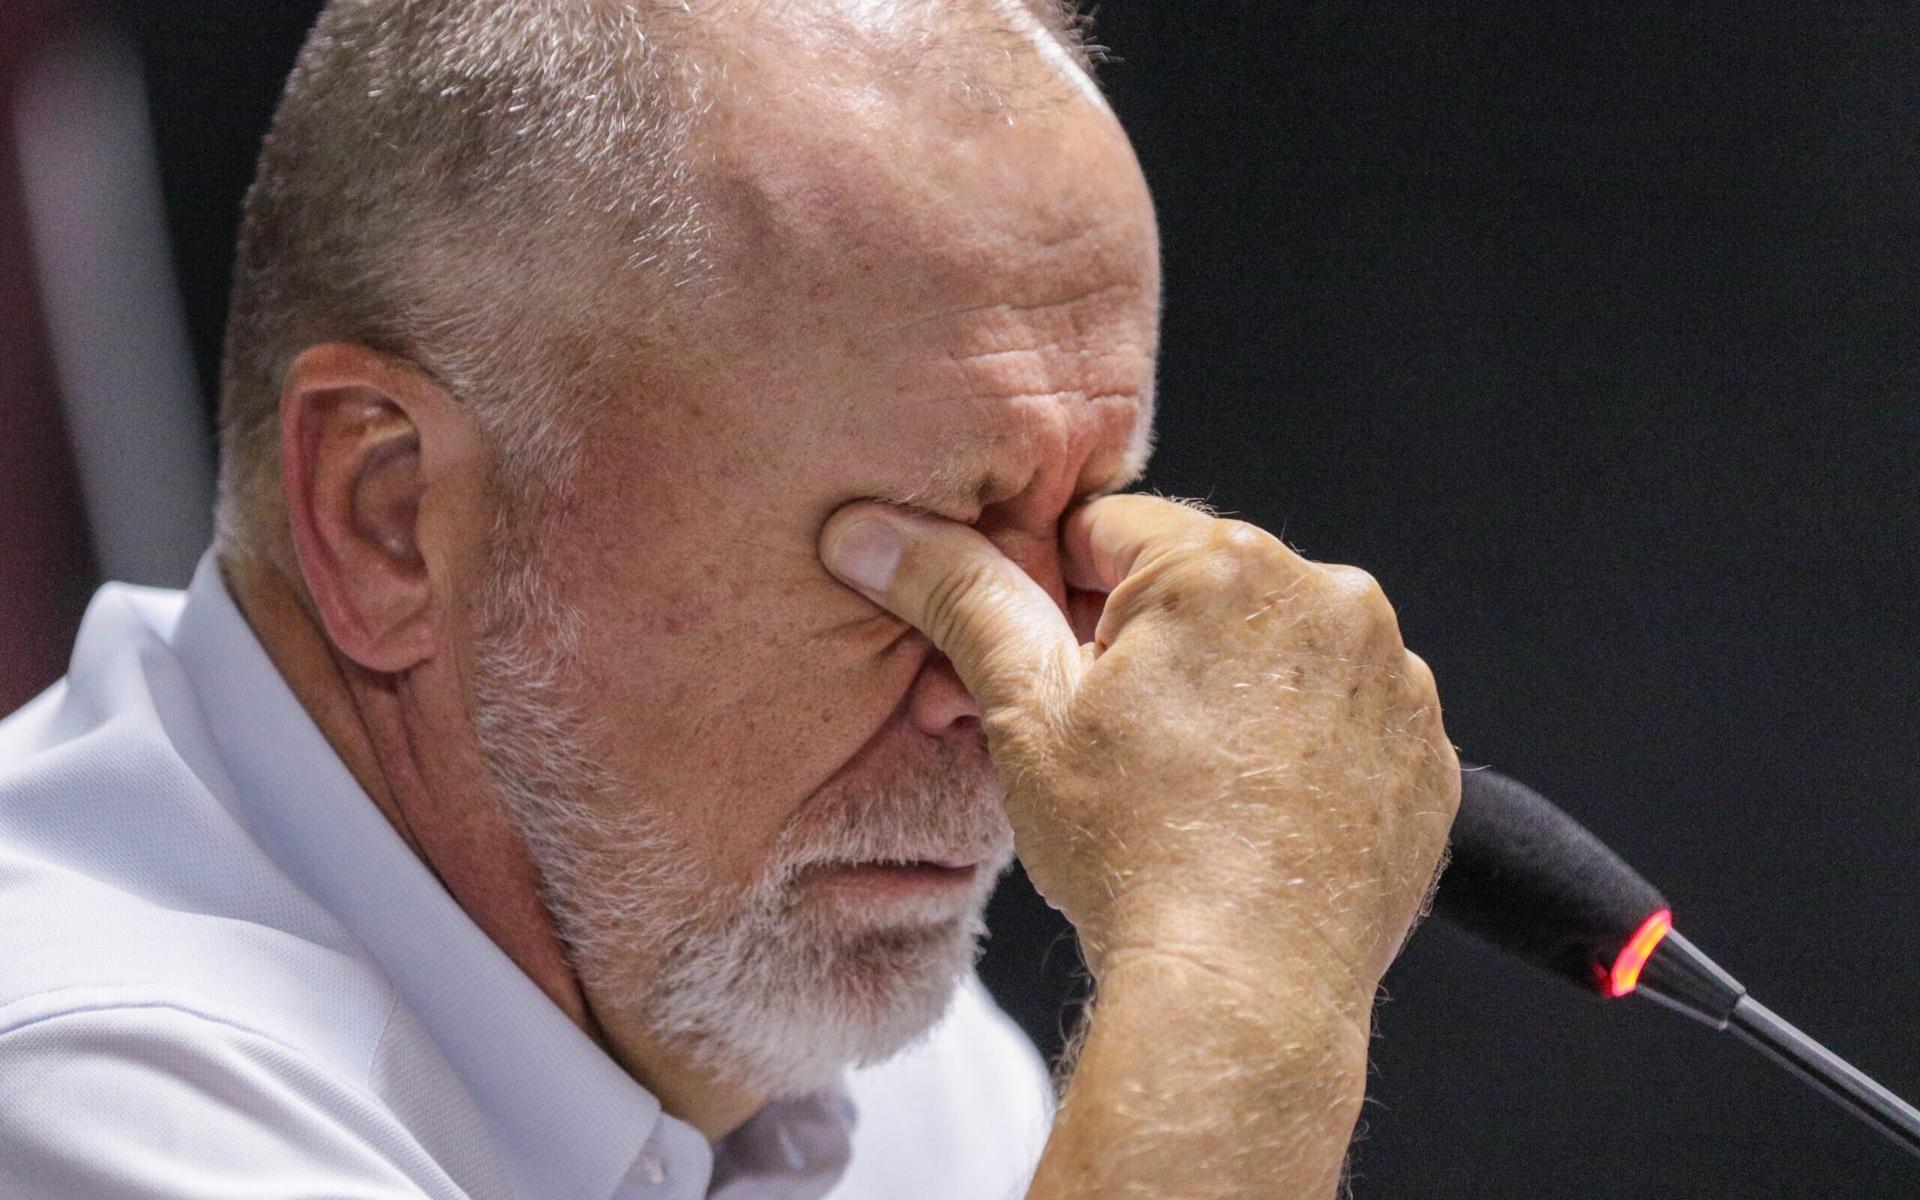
left=16, top=2, right=1920, bottom=1195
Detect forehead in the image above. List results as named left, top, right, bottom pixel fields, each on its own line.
left=698, top=0, right=1153, bottom=302
left=707, top=29, right=1152, bottom=267
left=674, top=16, right=1161, bottom=501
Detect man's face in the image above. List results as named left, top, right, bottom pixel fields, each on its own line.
left=473, top=22, right=1160, bottom=1097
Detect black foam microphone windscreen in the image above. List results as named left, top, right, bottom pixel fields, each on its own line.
left=1433, top=766, right=1669, bottom=995
left=1428, top=765, right=1920, bottom=1161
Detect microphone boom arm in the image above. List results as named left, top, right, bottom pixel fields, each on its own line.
left=1637, top=927, right=1920, bottom=1162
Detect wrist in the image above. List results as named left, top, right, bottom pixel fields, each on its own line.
left=1054, top=943, right=1373, bottom=1196
left=1089, top=890, right=1379, bottom=1029
left=1041, top=906, right=1377, bottom=1199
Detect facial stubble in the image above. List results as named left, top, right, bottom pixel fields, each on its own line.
left=468, top=551, right=1015, bottom=1100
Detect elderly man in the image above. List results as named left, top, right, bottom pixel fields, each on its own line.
left=0, top=1, right=1457, bottom=1197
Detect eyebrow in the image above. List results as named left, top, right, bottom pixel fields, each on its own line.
left=894, top=460, right=1004, bottom=518
left=894, top=454, right=1147, bottom=521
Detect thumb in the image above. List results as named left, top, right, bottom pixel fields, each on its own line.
left=820, top=502, right=1080, bottom=718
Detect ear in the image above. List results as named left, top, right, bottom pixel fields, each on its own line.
left=280, top=344, right=481, bottom=674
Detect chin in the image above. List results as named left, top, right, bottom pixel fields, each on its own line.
left=642, top=902, right=991, bottom=1100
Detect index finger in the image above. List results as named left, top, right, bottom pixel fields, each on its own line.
left=1061, top=493, right=1221, bottom=592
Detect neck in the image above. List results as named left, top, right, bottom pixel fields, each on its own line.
left=587, top=1010, right=771, bottom=1141
left=220, top=555, right=769, bottom=1141
left=223, top=556, right=595, bottom=1025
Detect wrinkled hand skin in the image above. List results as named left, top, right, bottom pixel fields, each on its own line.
left=824, top=492, right=1459, bottom=1198
left=825, top=492, right=1460, bottom=1010
left=1036, top=510, right=1455, bottom=1000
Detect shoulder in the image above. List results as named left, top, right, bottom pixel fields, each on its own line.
left=0, top=654, right=506, bottom=1197
left=0, top=580, right=400, bottom=1101
left=836, top=974, right=1054, bottom=1200
left=0, top=1001, right=502, bottom=1200
left=0, top=582, right=514, bottom=1198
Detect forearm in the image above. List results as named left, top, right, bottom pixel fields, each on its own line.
left=1029, top=948, right=1372, bottom=1200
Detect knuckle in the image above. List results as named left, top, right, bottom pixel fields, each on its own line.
left=1210, top=519, right=1276, bottom=559
left=1398, top=652, right=1450, bottom=744
left=1180, top=519, right=1291, bottom=598
left=920, top=559, right=998, bottom=648
left=1312, top=563, right=1402, bottom=654
left=1400, top=649, right=1438, bottom=697
left=1319, top=562, right=1384, bottom=607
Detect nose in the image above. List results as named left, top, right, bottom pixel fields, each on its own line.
left=905, top=649, right=980, bottom=735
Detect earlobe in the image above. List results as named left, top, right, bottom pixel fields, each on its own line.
left=280, top=344, right=447, bottom=674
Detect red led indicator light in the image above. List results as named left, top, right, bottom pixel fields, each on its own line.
left=1606, top=908, right=1674, bottom=997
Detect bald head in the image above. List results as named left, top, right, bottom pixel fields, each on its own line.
left=215, top=0, right=1105, bottom=573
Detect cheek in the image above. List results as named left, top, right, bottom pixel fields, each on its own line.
left=648, top=593, right=712, bottom=638
left=559, top=555, right=926, bottom=880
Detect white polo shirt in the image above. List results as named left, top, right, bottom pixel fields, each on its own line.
left=0, top=555, right=1054, bottom=1199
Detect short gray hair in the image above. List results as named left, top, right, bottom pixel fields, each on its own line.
left=214, top=0, right=1099, bottom=574
left=216, top=0, right=724, bottom=571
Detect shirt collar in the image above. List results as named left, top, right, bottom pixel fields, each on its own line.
left=169, top=552, right=706, bottom=1200
left=710, top=1093, right=857, bottom=1200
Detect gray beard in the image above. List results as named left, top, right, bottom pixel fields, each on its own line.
left=468, top=554, right=1014, bottom=1099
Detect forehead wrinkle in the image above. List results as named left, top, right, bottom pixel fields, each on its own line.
left=865, top=220, right=1158, bottom=388
left=875, top=277, right=1140, bottom=344
left=940, top=332, right=1151, bottom=394
left=886, top=384, right=1152, bottom=521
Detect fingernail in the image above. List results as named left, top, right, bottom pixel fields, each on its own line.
left=824, top=514, right=904, bottom=595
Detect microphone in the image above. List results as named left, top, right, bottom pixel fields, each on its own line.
left=1432, top=765, right=1920, bottom=1162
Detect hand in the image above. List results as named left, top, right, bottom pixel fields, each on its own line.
left=820, top=494, right=1458, bottom=1007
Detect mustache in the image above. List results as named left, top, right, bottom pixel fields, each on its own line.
left=770, top=737, right=1015, bottom=878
